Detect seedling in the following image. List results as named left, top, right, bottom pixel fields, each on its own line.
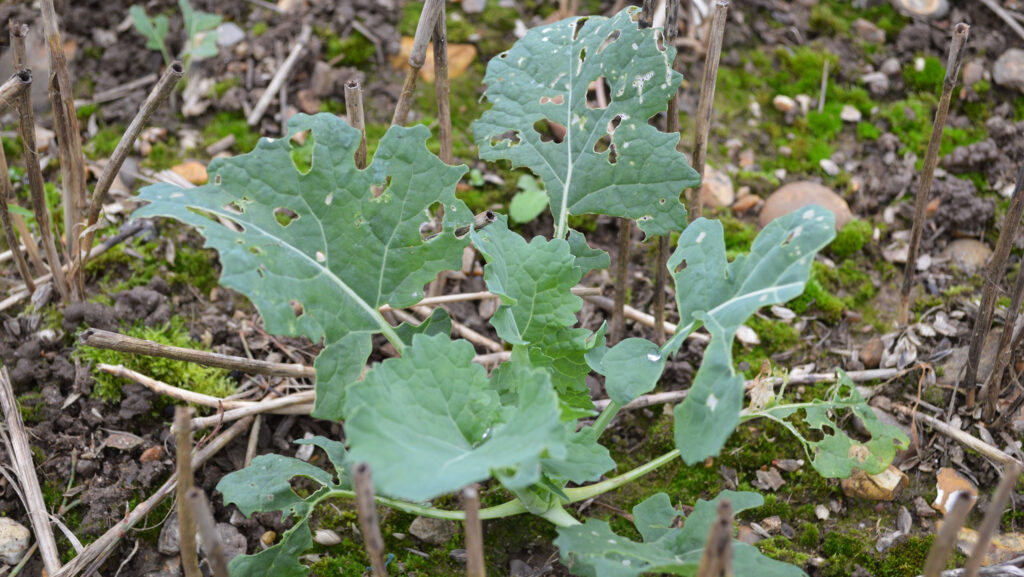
left=131, top=0, right=221, bottom=75
left=133, top=7, right=908, bottom=575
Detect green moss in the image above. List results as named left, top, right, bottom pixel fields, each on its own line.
left=142, top=137, right=182, bottom=171
left=3, top=135, right=23, bottom=159
left=211, top=77, right=239, bottom=99
left=17, top=392, right=45, bottom=423
left=170, top=245, right=220, bottom=293
left=810, top=3, right=849, bottom=35
left=733, top=316, right=800, bottom=377
left=973, top=79, right=991, bottom=95
left=857, top=121, right=881, bottom=141
left=252, top=21, right=268, bottom=37
left=903, top=56, right=945, bottom=93
left=316, top=26, right=376, bottom=67
left=880, top=98, right=986, bottom=161
left=85, top=125, right=125, bottom=160
left=77, top=103, right=98, bottom=120
left=830, top=219, right=872, bottom=259
left=798, top=522, right=821, bottom=548
left=758, top=536, right=812, bottom=566
left=76, top=317, right=235, bottom=404
left=719, top=213, right=757, bottom=257
left=203, top=111, right=261, bottom=153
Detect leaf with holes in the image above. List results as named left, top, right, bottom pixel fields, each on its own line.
left=134, top=114, right=473, bottom=420
left=555, top=491, right=806, bottom=577
left=472, top=7, right=700, bottom=239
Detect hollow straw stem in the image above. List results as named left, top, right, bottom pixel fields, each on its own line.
left=923, top=492, right=973, bottom=577
left=344, top=80, right=368, bottom=169
left=185, top=488, right=229, bottom=577
left=392, top=0, right=443, bottom=125
left=40, top=0, right=87, bottom=290
left=353, top=464, right=389, bottom=577
left=610, top=220, right=631, bottom=344
left=962, top=462, right=1023, bottom=577
left=654, top=0, right=681, bottom=345
left=0, top=81, right=34, bottom=292
left=960, top=160, right=1024, bottom=413
left=464, top=487, right=486, bottom=577
left=981, top=256, right=1024, bottom=422
left=688, top=0, right=729, bottom=223
left=899, top=23, right=970, bottom=326
left=695, top=500, right=733, bottom=577
left=433, top=2, right=453, bottom=165
left=80, top=62, right=183, bottom=266
left=174, top=407, right=202, bottom=577
left=14, top=69, right=71, bottom=303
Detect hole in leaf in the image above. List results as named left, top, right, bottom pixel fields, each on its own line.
left=593, top=134, right=611, bottom=154
left=607, top=143, right=618, bottom=164
left=656, top=29, right=666, bottom=51
left=490, top=130, right=520, bottom=147
left=256, top=266, right=264, bottom=278
left=674, top=259, right=688, bottom=274
left=597, top=30, right=621, bottom=54
left=289, top=130, right=314, bottom=174
left=573, top=17, right=589, bottom=40
left=586, top=77, right=611, bottom=110
left=214, top=175, right=222, bottom=185
left=534, top=119, right=564, bottom=143
left=782, top=231, right=796, bottom=246
left=609, top=114, right=624, bottom=133
left=249, top=246, right=262, bottom=255
left=539, top=94, right=565, bottom=105
left=578, top=46, right=587, bottom=64
left=371, top=176, right=392, bottom=198
left=274, top=207, right=299, bottom=227
left=290, top=300, right=303, bottom=317
left=659, top=198, right=666, bottom=205
left=499, top=52, right=508, bottom=58
left=223, top=201, right=245, bottom=215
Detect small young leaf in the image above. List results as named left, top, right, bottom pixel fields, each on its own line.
left=555, top=491, right=805, bottom=577
left=473, top=7, right=699, bottom=238
left=129, top=6, right=169, bottom=53
left=178, top=0, right=222, bottom=63
left=344, top=334, right=567, bottom=501
left=509, top=174, right=549, bottom=223
left=134, top=114, right=473, bottom=419
left=586, top=337, right=666, bottom=405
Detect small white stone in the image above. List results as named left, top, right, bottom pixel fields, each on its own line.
left=314, top=529, right=343, bottom=546
left=819, top=159, right=841, bottom=176
left=815, top=504, right=830, bottom=521
left=840, top=105, right=862, bottom=123
left=0, top=517, right=31, bottom=565
left=772, top=95, right=797, bottom=113
left=795, top=94, right=812, bottom=115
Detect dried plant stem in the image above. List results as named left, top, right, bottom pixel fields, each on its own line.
left=962, top=161, right=1024, bottom=411
left=12, top=213, right=46, bottom=275
left=654, top=0, right=681, bottom=345
left=688, top=0, right=728, bottom=222
left=185, top=488, right=230, bottom=577
left=464, top=487, right=485, bottom=577
left=188, top=394, right=313, bottom=430
left=923, top=493, right=974, bottom=577
left=14, top=70, right=71, bottom=303
left=344, top=80, right=368, bottom=169
left=40, top=0, right=88, bottom=285
left=380, top=286, right=599, bottom=311
left=899, top=23, right=970, bottom=326
left=891, top=403, right=1022, bottom=467
left=0, top=92, right=34, bottom=291
left=963, top=463, right=1023, bottom=577
left=53, top=416, right=253, bottom=577
left=0, top=367, right=62, bottom=575
left=434, top=2, right=453, bottom=164
left=174, top=408, right=202, bottom=577
left=981, top=261, right=1024, bottom=422
left=80, top=328, right=316, bottom=378
left=392, top=0, right=443, bottom=125
left=247, top=24, right=312, bottom=127
left=353, top=463, right=389, bottom=577
left=0, top=72, right=28, bottom=111
left=80, top=62, right=183, bottom=266
left=695, top=500, right=733, bottom=577
left=610, top=220, right=631, bottom=344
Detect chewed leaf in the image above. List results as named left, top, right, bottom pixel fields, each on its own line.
left=134, top=114, right=473, bottom=419
left=217, top=453, right=336, bottom=519
left=668, top=206, right=836, bottom=464
left=555, top=491, right=805, bottom=577
left=473, top=7, right=699, bottom=238
left=344, top=334, right=568, bottom=501
left=227, top=519, right=313, bottom=577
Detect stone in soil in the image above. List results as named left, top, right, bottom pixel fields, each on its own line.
left=933, top=467, right=978, bottom=514
left=860, top=337, right=884, bottom=369
left=216, top=22, right=246, bottom=47
left=852, top=18, right=885, bottom=43
left=772, top=95, right=796, bottom=113
left=759, top=181, right=853, bottom=229
left=962, top=59, right=986, bottom=88
left=0, top=517, right=31, bottom=565
left=409, top=516, right=457, bottom=545
left=701, top=166, right=735, bottom=208
left=840, top=105, right=862, bottom=123
left=840, top=464, right=909, bottom=501
left=940, top=238, right=992, bottom=272
left=994, top=49, right=1024, bottom=93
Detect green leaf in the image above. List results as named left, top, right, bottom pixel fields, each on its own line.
left=134, top=114, right=473, bottom=419
left=472, top=217, right=603, bottom=413
left=669, top=207, right=836, bottom=464
left=541, top=427, right=615, bottom=484
left=509, top=174, right=549, bottom=223
left=473, top=7, right=699, bottom=238
left=228, top=520, right=313, bottom=577
left=556, top=491, right=805, bottom=577
left=217, top=454, right=333, bottom=518
left=129, top=6, right=169, bottom=53
left=757, top=371, right=910, bottom=477
left=293, top=435, right=350, bottom=482
left=344, top=334, right=567, bottom=501
left=567, top=229, right=610, bottom=276
left=393, top=307, right=452, bottom=343
left=587, top=337, right=666, bottom=405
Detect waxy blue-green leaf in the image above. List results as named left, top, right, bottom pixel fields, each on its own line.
left=756, top=371, right=910, bottom=477
left=217, top=454, right=335, bottom=519
left=472, top=7, right=699, bottom=238
left=228, top=520, right=313, bottom=577
left=586, top=337, right=667, bottom=405
left=134, top=114, right=473, bottom=420
left=344, top=334, right=567, bottom=501
left=555, top=491, right=805, bottom=577
left=472, top=217, right=604, bottom=413
left=510, top=174, right=549, bottom=223
left=669, top=207, right=836, bottom=464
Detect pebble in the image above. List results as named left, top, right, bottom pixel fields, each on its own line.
left=795, top=94, right=811, bottom=115
left=211, top=522, right=247, bottom=562
left=738, top=148, right=755, bottom=168
left=313, top=529, right=342, bottom=546
left=994, top=49, right=1024, bottom=93
left=880, top=57, right=902, bottom=77
left=840, top=105, right=862, bottom=123
left=409, top=516, right=457, bottom=545
left=962, top=59, right=986, bottom=88
left=819, top=158, right=841, bottom=176
left=772, top=94, right=797, bottom=113
left=0, top=518, right=31, bottom=565
left=701, top=166, right=735, bottom=208
left=462, top=0, right=487, bottom=13
left=814, top=504, right=830, bottom=521
left=860, top=338, right=884, bottom=369
left=840, top=464, right=909, bottom=501
left=852, top=18, right=885, bottom=43
left=933, top=467, right=978, bottom=514
left=861, top=72, right=890, bottom=96
left=749, top=101, right=762, bottom=120
left=940, top=239, right=993, bottom=273
left=216, top=22, right=246, bottom=47
left=761, top=515, right=783, bottom=534
left=732, top=194, right=761, bottom=214
left=893, top=0, right=949, bottom=19
left=759, top=181, right=854, bottom=229
left=170, top=161, right=209, bottom=186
